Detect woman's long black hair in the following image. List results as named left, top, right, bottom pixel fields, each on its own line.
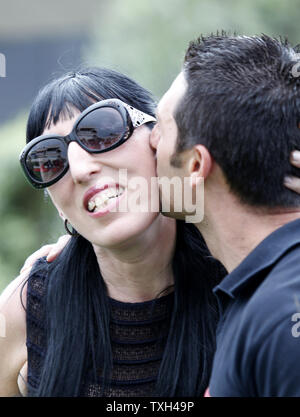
left=25, top=67, right=226, bottom=396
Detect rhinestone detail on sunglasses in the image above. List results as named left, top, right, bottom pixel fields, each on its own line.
left=122, top=103, right=154, bottom=127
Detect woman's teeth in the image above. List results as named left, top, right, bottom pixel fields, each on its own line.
left=87, top=187, right=124, bottom=212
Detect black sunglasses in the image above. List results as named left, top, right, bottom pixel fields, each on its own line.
left=19, top=98, right=156, bottom=189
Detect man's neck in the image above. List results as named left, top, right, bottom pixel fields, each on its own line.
left=93, top=215, right=176, bottom=303
left=196, top=194, right=300, bottom=273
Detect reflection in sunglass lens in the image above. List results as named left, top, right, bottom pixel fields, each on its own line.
left=26, top=138, right=68, bottom=184
left=76, top=107, right=126, bottom=151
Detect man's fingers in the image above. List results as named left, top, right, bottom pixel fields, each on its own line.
left=286, top=151, right=300, bottom=194
left=20, top=245, right=55, bottom=273
left=46, top=235, right=71, bottom=262
left=290, top=151, right=300, bottom=168
left=284, top=176, right=300, bottom=194
left=20, top=235, right=71, bottom=273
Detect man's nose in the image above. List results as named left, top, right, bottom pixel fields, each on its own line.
left=68, top=141, right=102, bottom=184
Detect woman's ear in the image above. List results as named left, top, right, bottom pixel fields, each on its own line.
left=188, top=145, right=213, bottom=187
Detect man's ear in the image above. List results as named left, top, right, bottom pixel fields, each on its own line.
left=149, top=124, right=159, bottom=151
left=188, top=145, right=213, bottom=187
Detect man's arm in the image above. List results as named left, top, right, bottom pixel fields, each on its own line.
left=253, top=317, right=300, bottom=397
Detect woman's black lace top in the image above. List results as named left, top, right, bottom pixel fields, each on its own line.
left=26, top=258, right=174, bottom=397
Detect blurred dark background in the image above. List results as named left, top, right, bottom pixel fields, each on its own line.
left=0, top=37, right=87, bottom=124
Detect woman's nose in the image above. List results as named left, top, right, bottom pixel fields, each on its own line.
left=68, top=141, right=102, bottom=184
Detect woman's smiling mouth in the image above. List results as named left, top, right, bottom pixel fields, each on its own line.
left=84, top=184, right=126, bottom=217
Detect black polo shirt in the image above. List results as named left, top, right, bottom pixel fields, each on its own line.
left=207, top=218, right=300, bottom=397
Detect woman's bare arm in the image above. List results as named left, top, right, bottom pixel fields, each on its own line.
left=0, top=272, right=28, bottom=396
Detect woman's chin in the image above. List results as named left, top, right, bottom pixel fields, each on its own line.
left=83, top=211, right=160, bottom=249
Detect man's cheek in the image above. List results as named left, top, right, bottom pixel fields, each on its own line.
left=159, top=142, right=170, bottom=163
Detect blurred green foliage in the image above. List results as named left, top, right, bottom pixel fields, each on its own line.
left=1, top=0, right=300, bottom=292
left=87, top=0, right=300, bottom=98
left=0, top=115, right=64, bottom=291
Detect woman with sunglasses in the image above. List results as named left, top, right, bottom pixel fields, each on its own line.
left=0, top=67, right=225, bottom=397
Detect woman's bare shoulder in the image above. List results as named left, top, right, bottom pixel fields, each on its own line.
left=0, top=271, right=29, bottom=309
left=0, top=270, right=30, bottom=396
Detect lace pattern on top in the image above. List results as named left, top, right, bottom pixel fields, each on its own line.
left=26, top=258, right=174, bottom=396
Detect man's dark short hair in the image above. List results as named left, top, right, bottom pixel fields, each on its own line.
left=174, top=33, right=300, bottom=208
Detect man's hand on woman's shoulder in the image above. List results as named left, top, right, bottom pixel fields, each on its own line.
left=20, top=234, right=71, bottom=275
left=284, top=151, right=300, bottom=194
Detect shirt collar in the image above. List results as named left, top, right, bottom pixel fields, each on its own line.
left=213, top=218, right=300, bottom=299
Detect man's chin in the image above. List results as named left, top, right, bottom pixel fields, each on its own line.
left=160, top=208, right=186, bottom=220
